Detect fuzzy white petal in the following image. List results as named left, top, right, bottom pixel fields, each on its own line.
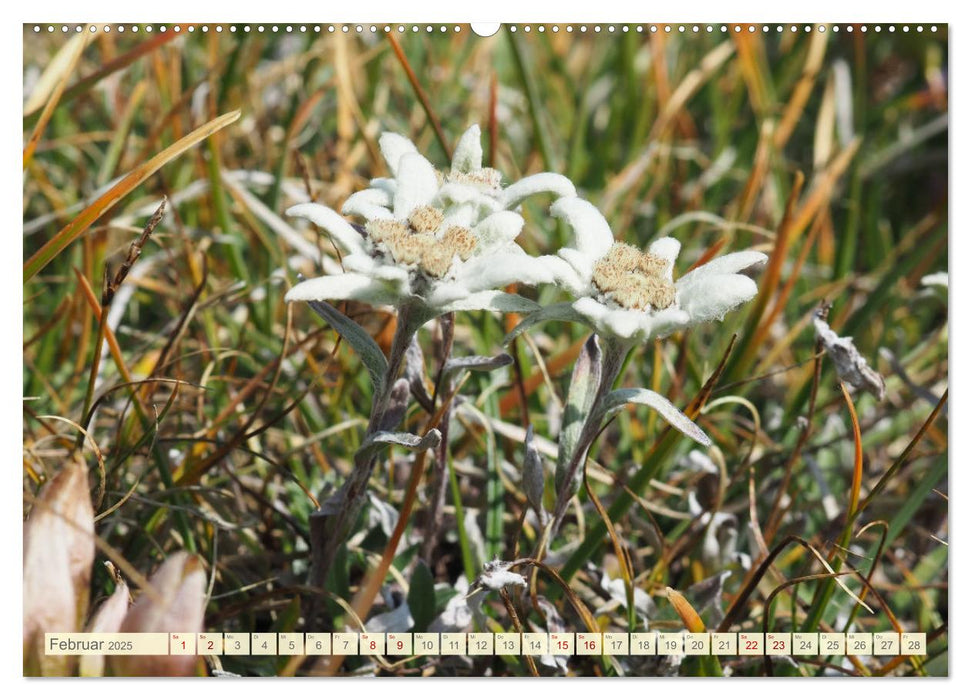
left=285, top=272, right=401, bottom=306
left=437, top=290, right=541, bottom=314
left=574, top=297, right=692, bottom=342
left=441, top=202, right=477, bottom=229
left=369, top=177, right=397, bottom=196
left=393, top=153, right=440, bottom=219
left=378, top=132, right=418, bottom=176
left=648, top=237, right=681, bottom=280
left=677, top=251, right=768, bottom=287
left=347, top=203, right=394, bottom=221
left=677, top=273, right=758, bottom=323
left=451, top=125, right=483, bottom=173
left=424, top=281, right=470, bottom=308
left=537, top=251, right=588, bottom=295
left=600, top=307, right=649, bottom=340
left=479, top=569, right=527, bottom=591
left=502, top=173, right=578, bottom=209
left=437, top=183, right=503, bottom=218
left=341, top=253, right=378, bottom=274
left=551, top=197, right=615, bottom=261
left=556, top=247, right=595, bottom=289
left=341, top=254, right=411, bottom=288
left=472, top=211, right=525, bottom=250
left=646, top=307, right=692, bottom=338
left=573, top=296, right=611, bottom=326
left=286, top=203, right=367, bottom=256
left=453, top=251, right=555, bottom=293
left=437, top=182, right=483, bottom=204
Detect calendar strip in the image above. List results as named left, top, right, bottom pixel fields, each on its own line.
left=45, top=632, right=927, bottom=658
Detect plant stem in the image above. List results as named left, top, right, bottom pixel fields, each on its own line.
left=308, top=304, right=422, bottom=595
left=548, top=337, right=629, bottom=538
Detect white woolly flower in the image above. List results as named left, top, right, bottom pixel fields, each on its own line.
left=470, top=559, right=527, bottom=594
left=921, top=271, right=948, bottom=289
left=522, top=197, right=768, bottom=343
left=342, top=124, right=577, bottom=227
left=285, top=125, right=576, bottom=315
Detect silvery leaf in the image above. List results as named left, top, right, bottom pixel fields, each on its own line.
left=502, top=302, right=590, bottom=344
left=365, top=600, right=414, bottom=634
left=600, top=388, right=711, bottom=447
left=439, top=290, right=541, bottom=315
left=404, top=336, right=434, bottom=412
left=366, top=493, right=399, bottom=538
left=357, top=430, right=442, bottom=462
left=813, top=315, right=886, bottom=401
left=684, top=571, right=731, bottom=628
left=462, top=509, right=487, bottom=569
left=535, top=597, right=569, bottom=672
left=555, top=334, right=601, bottom=496
left=522, top=425, right=547, bottom=523
left=599, top=571, right=656, bottom=621
left=378, top=378, right=411, bottom=432
left=306, top=299, right=388, bottom=394
left=429, top=591, right=473, bottom=633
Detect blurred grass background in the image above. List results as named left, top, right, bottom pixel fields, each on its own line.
left=23, top=23, right=947, bottom=676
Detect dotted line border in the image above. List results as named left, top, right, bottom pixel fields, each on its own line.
left=29, top=23, right=942, bottom=36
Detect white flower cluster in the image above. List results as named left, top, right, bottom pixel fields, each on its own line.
left=286, top=125, right=576, bottom=317
left=286, top=125, right=766, bottom=345
left=284, top=125, right=770, bottom=568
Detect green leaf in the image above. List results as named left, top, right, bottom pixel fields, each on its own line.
left=502, top=302, right=589, bottom=344
left=407, top=561, right=436, bottom=633
left=600, top=388, right=711, bottom=447
left=556, top=334, right=601, bottom=496
left=441, top=290, right=540, bottom=315
left=357, top=430, right=442, bottom=462
left=443, top=352, right=513, bottom=377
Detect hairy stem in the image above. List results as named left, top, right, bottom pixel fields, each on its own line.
left=422, top=314, right=455, bottom=563
left=309, top=304, right=422, bottom=597
left=548, top=337, right=630, bottom=539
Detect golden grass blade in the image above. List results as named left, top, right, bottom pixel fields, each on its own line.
left=23, top=29, right=88, bottom=169
left=666, top=587, right=706, bottom=633
left=840, top=382, right=864, bottom=520
left=23, top=31, right=87, bottom=114
left=24, top=109, right=241, bottom=282
left=733, top=32, right=772, bottom=117
left=774, top=29, right=829, bottom=151
left=24, top=30, right=182, bottom=120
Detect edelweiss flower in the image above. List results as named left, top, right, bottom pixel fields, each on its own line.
left=285, top=126, right=576, bottom=315
left=522, top=197, right=768, bottom=343
left=342, top=125, right=577, bottom=228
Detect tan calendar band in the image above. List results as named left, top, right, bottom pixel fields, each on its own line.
left=45, top=631, right=926, bottom=658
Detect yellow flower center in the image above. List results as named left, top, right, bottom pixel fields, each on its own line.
left=368, top=206, right=478, bottom=279
left=408, top=205, right=445, bottom=233
left=447, top=167, right=503, bottom=190
left=592, top=243, right=676, bottom=310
